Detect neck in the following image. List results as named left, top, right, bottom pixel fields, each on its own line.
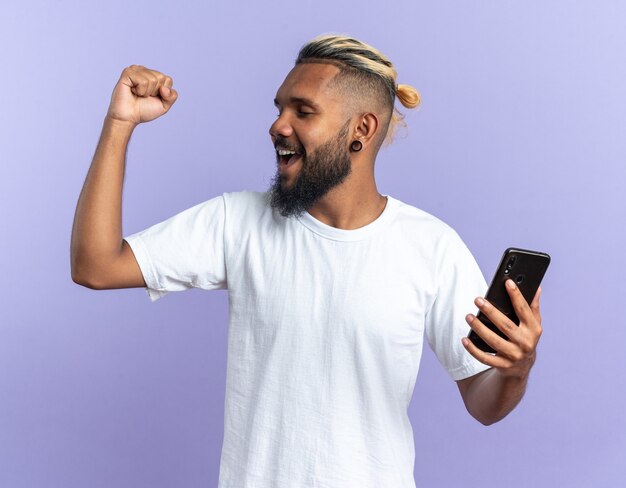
left=305, top=171, right=387, bottom=230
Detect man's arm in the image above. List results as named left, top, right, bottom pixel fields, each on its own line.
left=71, top=116, right=140, bottom=288
left=456, top=279, right=543, bottom=425
left=70, top=66, right=178, bottom=289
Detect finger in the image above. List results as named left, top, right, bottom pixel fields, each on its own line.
left=153, top=75, right=170, bottom=97
left=461, top=336, right=513, bottom=369
left=124, top=66, right=151, bottom=96
left=130, top=74, right=150, bottom=97
left=465, top=313, right=518, bottom=357
left=148, top=72, right=172, bottom=97
left=160, top=86, right=178, bottom=109
left=473, top=296, right=521, bottom=344
left=505, top=279, right=534, bottom=325
left=126, top=67, right=160, bottom=97
left=159, top=84, right=171, bottom=98
left=157, top=75, right=174, bottom=100
left=146, top=74, right=160, bottom=97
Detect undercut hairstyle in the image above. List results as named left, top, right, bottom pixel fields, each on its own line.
left=295, top=34, right=421, bottom=147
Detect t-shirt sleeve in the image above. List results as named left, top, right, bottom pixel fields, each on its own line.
left=122, top=194, right=227, bottom=302
left=424, top=227, right=492, bottom=381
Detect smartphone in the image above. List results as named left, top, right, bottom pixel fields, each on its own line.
left=468, top=247, right=551, bottom=354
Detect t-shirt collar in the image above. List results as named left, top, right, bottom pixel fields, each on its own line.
left=295, top=195, right=397, bottom=242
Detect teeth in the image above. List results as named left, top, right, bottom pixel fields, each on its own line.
left=277, top=149, right=297, bottom=156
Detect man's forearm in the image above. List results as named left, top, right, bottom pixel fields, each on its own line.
left=460, top=367, right=529, bottom=425
left=70, top=116, right=136, bottom=282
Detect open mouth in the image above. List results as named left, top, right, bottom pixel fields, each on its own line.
left=277, top=149, right=303, bottom=168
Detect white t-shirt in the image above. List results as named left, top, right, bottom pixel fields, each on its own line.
left=123, top=190, right=490, bottom=488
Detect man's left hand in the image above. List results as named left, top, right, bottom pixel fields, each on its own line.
left=462, top=279, right=542, bottom=379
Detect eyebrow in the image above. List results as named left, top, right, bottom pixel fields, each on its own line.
left=273, top=96, right=320, bottom=110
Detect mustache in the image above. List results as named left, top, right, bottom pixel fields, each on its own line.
left=274, top=136, right=304, bottom=154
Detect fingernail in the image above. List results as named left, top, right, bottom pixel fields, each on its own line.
left=506, top=279, right=516, bottom=289
left=466, top=313, right=474, bottom=322
left=462, top=338, right=470, bottom=347
left=163, top=87, right=171, bottom=96
left=476, top=297, right=485, bottom=307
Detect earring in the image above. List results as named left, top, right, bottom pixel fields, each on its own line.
left=350, top=140, right=363, bottom=152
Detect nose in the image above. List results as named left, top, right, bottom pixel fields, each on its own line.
left=269, top=112, right=294, bottom=142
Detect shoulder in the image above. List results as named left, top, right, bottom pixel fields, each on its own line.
left=222, top=190, right=271, bottom=214
left=389, top=195, right=462, bottom=246
left=387, top=195, right=478, bottom=276
left=221, top=190, right=280, bottom=233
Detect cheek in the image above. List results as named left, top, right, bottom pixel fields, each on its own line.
left=298, top=128, right=328, bottom=153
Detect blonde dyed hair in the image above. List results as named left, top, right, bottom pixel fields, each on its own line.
left=296, top=34, right=421, bottom=146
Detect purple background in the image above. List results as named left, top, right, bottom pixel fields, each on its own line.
left=2, top=1, right=625, bottom=486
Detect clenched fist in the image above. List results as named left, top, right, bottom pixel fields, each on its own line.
left=107, top=65, right=178, bottom=126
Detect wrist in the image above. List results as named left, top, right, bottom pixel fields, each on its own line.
left=105, top=115, right=138, bottom=132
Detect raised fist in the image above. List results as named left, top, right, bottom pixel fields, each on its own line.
left=107, top=65, right=178, bottom=126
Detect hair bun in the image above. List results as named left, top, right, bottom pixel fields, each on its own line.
left=396, top=83, right=420, bottom=109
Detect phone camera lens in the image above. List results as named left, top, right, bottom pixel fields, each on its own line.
left=504, top=269, right=510, bottom=275
left=516, top=275, right=524, bottom=284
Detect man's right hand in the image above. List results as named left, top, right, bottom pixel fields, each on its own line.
left=106, top=65, right=178, bottom=126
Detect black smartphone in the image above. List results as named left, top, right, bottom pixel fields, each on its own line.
left=468, top=247, right=551, bottom=354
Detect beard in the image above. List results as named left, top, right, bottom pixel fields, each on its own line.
left=266, top=120, right=352, bottom=218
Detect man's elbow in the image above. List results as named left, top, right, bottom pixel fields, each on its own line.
left=474, top=415, right=499, bottom=427
left=71, top=267, right=104, bottom=290
left=466, top=406, right=508, bottom=426
left=72, top=273, right=95, bottom=289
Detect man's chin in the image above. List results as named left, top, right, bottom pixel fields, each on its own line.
left=270, top=203, right=307, bottom=218
left=271, top=195, right=306, bottom=218
left=266, top=185, right=305, bottom=219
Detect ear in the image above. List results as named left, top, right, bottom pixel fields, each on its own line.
left=353, top=112, right=380, bottom=149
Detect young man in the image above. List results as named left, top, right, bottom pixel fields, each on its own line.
left=71, top=34, right=543, bottom=488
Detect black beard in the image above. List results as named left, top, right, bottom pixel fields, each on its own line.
left=266, top=120, right=352, bottom=218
